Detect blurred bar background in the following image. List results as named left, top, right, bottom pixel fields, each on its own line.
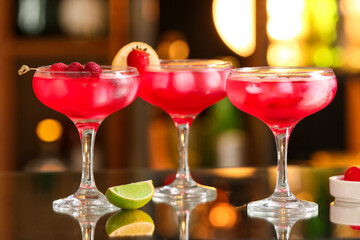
left=0, top=0, right=358, bottom=171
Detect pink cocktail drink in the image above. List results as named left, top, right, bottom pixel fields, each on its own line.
left=227, top=73, right=337, bottom=132
left=140, top=59, right=232, bottom=201
left=33, top=65, right=139, bottom=211
left=226, top=67, right=337, bottom=216
left=139, top=60, right=230, bottom=124
left=33, top=68, right=139, bottom=127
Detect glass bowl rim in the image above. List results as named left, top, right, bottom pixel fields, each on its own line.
left=230, top=66, right=334, bottom=75
left=35, top=65, right=139, bottom=74
left=146, top=59, right=233, bottom=71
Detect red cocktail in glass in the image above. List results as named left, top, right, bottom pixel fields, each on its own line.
left=227, top=66, right=337, bottom=216
left=33, top=65, right=139, bottom=211
left=140, top=59, right=232, bottom=201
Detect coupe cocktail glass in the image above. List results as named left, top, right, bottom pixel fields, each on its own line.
left=140, top=59, right=232, bottom=201
left=226, top=67, right=337, bottom=216
left=33, top=65, right=139, bottom=211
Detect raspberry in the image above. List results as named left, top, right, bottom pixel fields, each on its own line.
left=50, top=62, right=67, bottom=71
left=84, top=62, right=102, bottom=77
left=67, top=62, right=84, bottom=72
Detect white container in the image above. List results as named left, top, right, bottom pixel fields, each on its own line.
left=330, top=175, right=360, bottom=203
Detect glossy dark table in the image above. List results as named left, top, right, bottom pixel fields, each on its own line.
left=0, top=166, right=356, bottom=239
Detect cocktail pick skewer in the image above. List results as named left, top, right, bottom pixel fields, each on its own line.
left=18, top=65, right=37, bottom=75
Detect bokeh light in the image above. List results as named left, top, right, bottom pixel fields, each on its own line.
left=156, top=30, right=189, bottom=59
left=209, top=202, right=237, bottom=228
left=267, top=0, right=305, bottom=40
left=267, top=41, right=305, bottom=66
left=344, top=47, right=360, bottom=69
left=313, top=46, right=333, bottom=67
left=212, top=0, right=256, bottom=57
left=341, top=0, right=360, bottom=69
left=169, top=40, right=189, bottom=59
left=266, top=0, right=340, bottom=67
left=36, top=119, right=63, bottom=143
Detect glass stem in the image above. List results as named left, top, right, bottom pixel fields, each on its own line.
left=273, top=127, right=292, bottom=198
left=274, top=225, right=291, bottom=240
left=79, top=128, right=97, bottom=190
left=80, top=222, right=96, bottom=240
left=175, top=123, right=192, bottom=182
left=178, top=210, right=191, bottom=240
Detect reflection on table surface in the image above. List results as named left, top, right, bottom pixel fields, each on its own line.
left=0, top=165, right=355, bottom=239
left=330, top=200, right=360, bottom=238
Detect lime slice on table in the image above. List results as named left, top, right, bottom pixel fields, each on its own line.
left=105, top=180, right=154, bottom=209
left=112, top=41, right=160, bottom=66
left=106, top=209, right=155, bottom=237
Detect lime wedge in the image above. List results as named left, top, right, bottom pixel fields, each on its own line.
left=106, top=210, right=155, bottom=237
left=105, top=180, right=154, bottom=209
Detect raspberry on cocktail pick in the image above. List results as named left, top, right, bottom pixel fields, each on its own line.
left=18, top=62, right=69, bottom=75
left=50, top=62, right=67, bottom=71
left=18, top=65, right=36, bottom=75
left=84, top=62, right=102, bottom=77
left=67, top=62, right=84, bottom=71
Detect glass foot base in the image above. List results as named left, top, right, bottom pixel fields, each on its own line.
left=153, top=179, right=217, bottom=202
left=247, top=195, right=318, bottom=217
left=53, top=189, right=118, bottom=212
